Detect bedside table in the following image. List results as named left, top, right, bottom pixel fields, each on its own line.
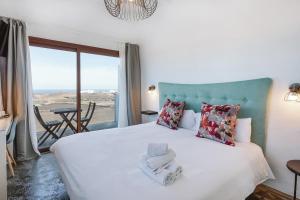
left=141, top=110, right=158, bottom=123
left=287, top=160, right=300, bottom=200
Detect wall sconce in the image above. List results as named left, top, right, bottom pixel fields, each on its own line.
left=148, top=85, right=156, bottom=93
left=285, top=83, right=300, bottom=102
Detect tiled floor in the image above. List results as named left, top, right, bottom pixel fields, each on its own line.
left=7, top=153, right=297, bottom=200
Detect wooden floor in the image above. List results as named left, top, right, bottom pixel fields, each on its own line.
left=247, top=184, right=298, bottom=200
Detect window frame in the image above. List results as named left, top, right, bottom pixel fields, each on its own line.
left=29, top=36, right=119, bottom=136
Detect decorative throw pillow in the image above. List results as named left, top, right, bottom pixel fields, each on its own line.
left=196, top=102, right=240, bottom=146
left=157, top=99, right=185, bottom=130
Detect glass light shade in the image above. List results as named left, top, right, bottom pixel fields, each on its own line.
left=104, top=0, right=158, bottom=21
left=285, top=92, right=300, bottom=102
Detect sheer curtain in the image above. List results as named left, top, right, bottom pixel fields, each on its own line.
left=117, top=42, right=142, bottom=127
left=117, top=43, right=128, bottom=127
left=0, top=17, right=39, bottom=160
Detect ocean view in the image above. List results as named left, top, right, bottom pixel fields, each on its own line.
left=33, top=89, right=117, bottom=94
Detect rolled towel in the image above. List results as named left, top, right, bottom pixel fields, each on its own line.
left=147, top=143, right=168, bottom=157
left=139, top=161, right=176, bottom=186
left=145, top=149, right=176, bottom=170
left=166, top=161, right=183, bottom=179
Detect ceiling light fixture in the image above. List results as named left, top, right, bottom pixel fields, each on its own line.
left=285, top=83, right=300, bottom=102
left=104, top=0, right=158, bottom=21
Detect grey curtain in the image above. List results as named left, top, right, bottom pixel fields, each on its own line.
left=0, top=16, right=39, bottom=161
left=125, top=43, right=142, bottom=125
left=0, top=20, right=9, bottom=57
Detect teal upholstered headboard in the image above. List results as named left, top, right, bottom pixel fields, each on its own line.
left=159, top=78, right=272, bottom=150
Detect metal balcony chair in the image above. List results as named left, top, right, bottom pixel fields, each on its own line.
left=33, top=105, right=62, bottom=146
left=74, top=102, right=96, bottom=132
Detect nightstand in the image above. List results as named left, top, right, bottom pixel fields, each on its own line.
left=141, top=110, right=158, bottom=123
left=287, top=160, right=300, bottom=200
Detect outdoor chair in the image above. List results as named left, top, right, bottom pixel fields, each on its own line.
left=74, top=102, right=96, bottom=132
left=33, top=105, right=62, bottom=146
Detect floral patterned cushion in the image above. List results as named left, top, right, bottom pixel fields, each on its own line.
left=157, top=99, right=185, bottom=130
left=196, top=102, right=240, bottom=146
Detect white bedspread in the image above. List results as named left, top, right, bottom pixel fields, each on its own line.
left=50, top=122, right=274, bottom=200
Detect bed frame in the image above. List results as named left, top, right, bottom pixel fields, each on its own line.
left=158, top=78, right=272, bottom=150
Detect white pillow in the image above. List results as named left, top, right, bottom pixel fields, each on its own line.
left=235, top=118, right=252, bottom=143
left=179, top=110, right=196, bottom=130
left=192, top=113, right=201, bottom=132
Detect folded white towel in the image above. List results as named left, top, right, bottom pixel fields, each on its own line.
left=141, top=156, right=172, bottom=175
left=147, top=143, right=168, bottom=157
left=145, top=149, right=176, bottom=170
left=166, top=161, right=183, bottom=179
left=139, top=162, right=176, bottom=186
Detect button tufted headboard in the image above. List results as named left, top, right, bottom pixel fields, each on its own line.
left=159, top=78, right=272, bottom=150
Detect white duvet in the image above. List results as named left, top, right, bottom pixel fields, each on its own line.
left=50, top=122, right=274, bottom=200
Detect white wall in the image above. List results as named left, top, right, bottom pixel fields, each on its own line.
left=138, top=0, right=300, bottom=195
left=1, top=0, right=300, bottom=196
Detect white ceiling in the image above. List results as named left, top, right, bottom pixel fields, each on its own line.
left=0, top=0, right=173, bottom=41
left=1, top=0, right=300, bottom=45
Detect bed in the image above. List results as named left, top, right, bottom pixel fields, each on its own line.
left=50, top=78, right=274, bottom=200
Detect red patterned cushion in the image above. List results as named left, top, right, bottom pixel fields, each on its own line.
left=157, top=99, right=185, bottom=130
left=196, top=102, right=240, bottom=146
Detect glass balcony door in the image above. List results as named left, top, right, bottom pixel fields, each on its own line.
left=80, top=53, right=119, bottom=132
left=30, top=46, right=77, bottom=149
left=29, top=37, right=120, bottom=151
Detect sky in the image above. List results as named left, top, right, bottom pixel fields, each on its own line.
left=30, top=46, right=119, bottom=91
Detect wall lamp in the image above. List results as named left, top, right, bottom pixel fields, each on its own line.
left=285, top=83, right=300, bottom=102
left=148, top=85, right=156, bottom=93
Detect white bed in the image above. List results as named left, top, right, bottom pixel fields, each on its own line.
left=50, top=122, right=274, bottom=200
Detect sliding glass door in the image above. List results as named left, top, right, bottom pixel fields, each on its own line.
left=29, top=38, right=119, bottom=150
left=30, top=46, right=77, bottom=149
left=80, top=53, right=119, bottom=131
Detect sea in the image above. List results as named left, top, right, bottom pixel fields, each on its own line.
left=33, top=89, right=118, bottom=94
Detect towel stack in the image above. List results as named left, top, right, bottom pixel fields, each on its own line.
left=139, top=143, right=182, bottom=186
